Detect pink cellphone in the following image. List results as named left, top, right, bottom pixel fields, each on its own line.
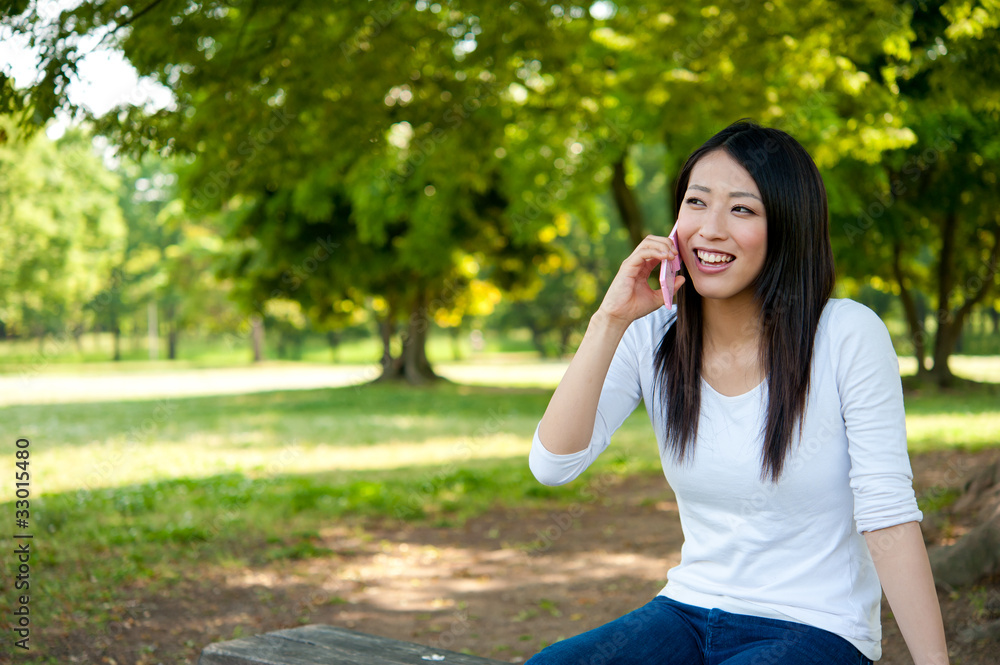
left=659, top=226, right=682, bottom=308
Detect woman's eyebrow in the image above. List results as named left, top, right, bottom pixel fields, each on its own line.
left=688, top=183, right=762, bottom=202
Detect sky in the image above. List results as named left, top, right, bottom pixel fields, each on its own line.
left=0, top=1, right=173, bottom=138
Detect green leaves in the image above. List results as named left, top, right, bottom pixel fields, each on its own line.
left=0, top=120, right=126, bottom=337
left=2, top=0, right=997, bottom=376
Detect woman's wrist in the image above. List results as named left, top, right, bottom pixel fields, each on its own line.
left=590, top=308, right=631, bottom=339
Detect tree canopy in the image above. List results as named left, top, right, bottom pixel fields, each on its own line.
left=1, top=0, right=998, bottom=382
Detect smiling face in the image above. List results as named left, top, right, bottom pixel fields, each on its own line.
left=675, top=149, right=768, bottom=304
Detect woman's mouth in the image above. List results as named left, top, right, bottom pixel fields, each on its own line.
left=694, top=249, right=735, bottom=273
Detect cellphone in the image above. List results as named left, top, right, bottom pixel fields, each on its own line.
left=659, top=226, right=682, bottom=309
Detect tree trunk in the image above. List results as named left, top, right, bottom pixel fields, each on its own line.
left=401, top=286, right=438, bottom=384
left=611, top=153, right=646, bottom=248
left=892, top=238, right=929, bottom=375
left=378, top=309, right=396, bottom=378
left=251, top=316, right=264, bottom=362
left=930, top=461, right=1000, bottom=588
left=930, top=218, right=1000, bottom=386
left=529, top=322, right=549, bottom=358
left=108, top=299, right=121, bottom=362
left=165, top=301, right=178, bottom=360
left=327, top=330, right=340, bottom=362
left=148, top=301, right=158, bottom=361
left=929, top=211, right=959, bottom=386
left=376, top=288, right=441, bottom=384
left=449, top=327, right=462, bottom=361
left=131, top=315, right=143, bottom=353
left=558, top=326, right=573, bottom=358
left=168, top=326, right=178, bottom=360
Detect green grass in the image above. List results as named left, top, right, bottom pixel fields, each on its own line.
left=0, top=360, right=997, bottom=662
left=0, top=379, right=661, bottom=662
left=903, top=386, right=1000, bottom=452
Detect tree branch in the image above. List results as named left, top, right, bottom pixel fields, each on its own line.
left=610, top=153, right=645, bottom=248
left=956, top=221, right=1000, bottom=323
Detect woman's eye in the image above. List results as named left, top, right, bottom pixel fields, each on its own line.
left=685, top=197, right=705, bottom=206
left=733, top=205, right=755, bottom=214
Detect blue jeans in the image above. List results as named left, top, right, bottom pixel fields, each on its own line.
left=525, top=596, right=874, bottom=665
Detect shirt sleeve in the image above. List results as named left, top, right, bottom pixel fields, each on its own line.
left=832, top=300, right=923, bottom=533
left=528, top=316, right=646, bottom=486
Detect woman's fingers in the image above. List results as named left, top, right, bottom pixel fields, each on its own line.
left=646, top=234, right=681, bottom=262
left=632, top=236, right=677, bottom=267
left=597, top=234, right=685, bottom=325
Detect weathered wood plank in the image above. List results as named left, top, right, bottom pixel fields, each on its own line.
left=198, top=624, right=508, bottom=665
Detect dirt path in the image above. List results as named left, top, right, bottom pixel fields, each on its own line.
left=35, top=449, right=1000, bottom=665
left=0, top=360, right=571, bottom=406
left=0, top=363, right=381, bottom=406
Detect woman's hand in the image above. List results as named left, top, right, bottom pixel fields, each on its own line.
left=597, top=233, right=685, bottom=329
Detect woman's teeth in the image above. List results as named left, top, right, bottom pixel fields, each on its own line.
left=696, top=250, right=735, bottom=264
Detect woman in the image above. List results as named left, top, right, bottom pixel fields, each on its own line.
left=526, top=121, right=949, bottom=665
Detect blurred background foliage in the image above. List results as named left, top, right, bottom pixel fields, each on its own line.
left=0, top=0, right=998, bottom=385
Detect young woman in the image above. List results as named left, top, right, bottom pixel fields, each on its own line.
left=526, top=121, right=949, bottom=665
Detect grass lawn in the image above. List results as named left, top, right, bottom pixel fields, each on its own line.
left=0, top=361, right=997, bottom=662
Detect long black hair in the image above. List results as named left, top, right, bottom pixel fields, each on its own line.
left=653, top=120, right=836, bottom=482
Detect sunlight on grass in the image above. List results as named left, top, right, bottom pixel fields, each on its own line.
left=897, top=355, right=1000, bottom=383
left=437, top=361, right=570, bottom=388
left=0, top=359, right=993, bottom=662
left=906, top=412, right=1000, bottom=452
left=0, top=356, right=996, bottom=503
left=34, top=433, right=536, bottom=497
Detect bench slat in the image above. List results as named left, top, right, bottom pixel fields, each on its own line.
left=198, top=624, right=508, bottom=665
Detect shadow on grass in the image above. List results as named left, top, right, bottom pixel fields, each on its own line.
left=3, top=381, right=555, bottom=452
left=3, top=448, right=666, bottom=659
left=4, top=454, right=676, bottom=663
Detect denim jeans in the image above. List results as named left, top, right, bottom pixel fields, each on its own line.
left=525, top=596, right=874, bottom=665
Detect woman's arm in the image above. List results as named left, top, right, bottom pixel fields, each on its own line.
left=537, top=234, right=684, bottom=455
left=536, top=310, right=629, bottom=454
left=864, top=521, right=950, bottom=665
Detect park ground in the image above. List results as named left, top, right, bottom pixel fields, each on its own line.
left=1, top=359, right=998, bottom=664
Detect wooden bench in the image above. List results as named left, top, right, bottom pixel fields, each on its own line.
left=198, top=624, right=509, bottom=665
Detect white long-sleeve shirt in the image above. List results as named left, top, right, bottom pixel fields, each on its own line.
left=529, top=298, right=922, bottom=661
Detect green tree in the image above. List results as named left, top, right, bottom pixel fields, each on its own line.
left=2, top=0, right=565, bottom=382
left=831, top=0, right=1000, bottom=387
left=0, top=119, right=125, bottom=344
left=157, top=196, right=242, bottom=359
left=5, top=0, right=996, bottom=384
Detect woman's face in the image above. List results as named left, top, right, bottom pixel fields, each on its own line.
left=675, top=149, right=768, bottom=304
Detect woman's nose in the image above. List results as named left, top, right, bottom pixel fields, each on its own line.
left=698, top=206, right=728, bottom=240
